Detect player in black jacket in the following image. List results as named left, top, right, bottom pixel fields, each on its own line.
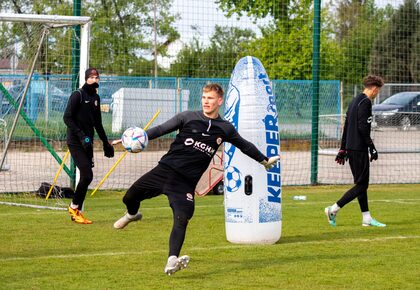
left=325, top=75, right=386, bottom=227
left=113, top=83, right=280, bottom=275
left=63, top=68, right=114, bottom=224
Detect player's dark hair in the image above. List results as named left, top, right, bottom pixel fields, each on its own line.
left=203, top=83, right=224, bottom=98
left=363, top=75, right=384, bottom=88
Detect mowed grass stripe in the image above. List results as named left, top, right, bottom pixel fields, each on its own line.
left=1, top=235, right=418, bottom=262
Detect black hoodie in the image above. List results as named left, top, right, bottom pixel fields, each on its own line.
left=63, top=83, right=108, bottom=145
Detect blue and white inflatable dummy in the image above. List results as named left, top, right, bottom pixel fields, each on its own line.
left=224, top=56, right=282, bottom=244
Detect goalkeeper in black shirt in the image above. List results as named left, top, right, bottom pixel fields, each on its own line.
left=63, top=68, right=114, bottom=224
left=113, top=83, right=280, bottom=275
left=325, top=75, right=386, bottom=228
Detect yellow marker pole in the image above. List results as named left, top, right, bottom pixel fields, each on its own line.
left=45, top=150, right=70, bottom=200
left=90, top=109, right=161, bottom=196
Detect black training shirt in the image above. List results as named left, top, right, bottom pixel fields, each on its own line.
left=146, top=110, right=267, bottom=184
left=63, top=84, right=108, bottom=145
left=340, top=93, right=373, bottom=151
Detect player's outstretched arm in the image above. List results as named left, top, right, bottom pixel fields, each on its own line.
left=227, top=126, right=279, bottom=169
left=260, top=156, right=281, bottom=171
left=146, top=111, right=187, bottom=140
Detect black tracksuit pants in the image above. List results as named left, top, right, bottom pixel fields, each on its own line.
left=68, top=144, right=94, bottom=210
left=337, top=150, right=370, bottom=212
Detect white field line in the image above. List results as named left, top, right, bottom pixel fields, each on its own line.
left=0, top=235, right=419, bottom=262
left=0, top=198, right=419, bottom=216
left=289, top=198, right=420, bottom=205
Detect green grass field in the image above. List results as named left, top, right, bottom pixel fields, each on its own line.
left=0, top=184, right=419, bottom=289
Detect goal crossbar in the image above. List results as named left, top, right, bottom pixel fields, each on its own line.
left=0, top=13, right=90, bottom=27
left=0, top=13, right=91, bottom=78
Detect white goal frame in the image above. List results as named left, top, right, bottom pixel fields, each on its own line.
left=0, top=13, right=91, bottom=210
left=0, top=13, right=91, bottom=87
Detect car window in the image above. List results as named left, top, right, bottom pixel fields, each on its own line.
left=382, top=92, right=418, bottom=106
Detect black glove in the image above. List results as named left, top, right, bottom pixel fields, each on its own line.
left=335, top=149, right=347, bottom=165
left=103, top=142, right=114, bottom=158
left=368, top=143, right=378, bottom=162
left=80, top=135, right=92, bottom=151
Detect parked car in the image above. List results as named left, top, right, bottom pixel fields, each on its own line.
left=372, top=92, right=420, bottom=131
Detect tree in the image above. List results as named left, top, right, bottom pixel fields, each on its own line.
left=0, top=0, right=180, bottom=76
left=86, top=0, right=179, bottom=75
left=0, top=1, right=90, bottom=74
left=169, top=25, right=256, bottom=78
left=242, top=0, right=340, bottom=80
left=410, top=27, right=420, bottom=82
left=328, top=0, right=394, bottom=84
left=369, top=0, right=420, bottom=83
left=216, top=0, right=290, bottom=23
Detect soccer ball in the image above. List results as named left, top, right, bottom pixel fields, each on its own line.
left=121, top=127, right=148, bottom=153
left=225, top=166, right=242, bottom=192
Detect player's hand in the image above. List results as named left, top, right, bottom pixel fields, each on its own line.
left=111, top=139, right=122, bottom=145
left=368, top=143, right=378, bottom=162
left=335, top=149, right=347, bottom=165
left=103, top=142, right=114, bottom=158
left=260, top=155, right=280, bottom=171
left=80, top=136, right=92, bottom=151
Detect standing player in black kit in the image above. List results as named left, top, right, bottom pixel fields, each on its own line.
left=63, top=68, right=114, bottom=224
left=325, top=75, right=386, bottom=228
left=113, top=83, right=280, bottom=275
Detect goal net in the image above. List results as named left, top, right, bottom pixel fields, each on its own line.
left=0, top=13, right=90, bottom=209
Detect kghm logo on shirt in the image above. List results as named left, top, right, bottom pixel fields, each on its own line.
left=184, top=138, right=215, bottom=156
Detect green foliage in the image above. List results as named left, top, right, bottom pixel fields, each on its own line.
left=0, top=0, right=179, bottom=76
left=410, top=28, right=420, bottom=82
left=214, top=0, right=340, bottom=81
left=250, top=23, right=313, bottom=80
left=331, top=0, right=394, bottom=85
left=216, top=0, right=290, bottom=22
left=169, top=25, right=256, bottom=78
left=0, top=184, right=419, bottom=289
left=1, top=0, right=417, bottom=85
left=244, top=0, right=339, bottom=80
left=0, top=1, right=83, bottom=74
left=86, top=0, right=180, bottom=76
left=369, top=0, right=420, bottom=83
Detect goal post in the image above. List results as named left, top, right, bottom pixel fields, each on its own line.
left=0, top=13, right=91, bottom=210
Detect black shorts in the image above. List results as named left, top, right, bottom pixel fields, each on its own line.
left=347, top=150, right=369, bottom=185
left=129, top=163, right=196, bottom=204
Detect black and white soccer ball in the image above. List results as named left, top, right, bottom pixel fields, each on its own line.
left=121, top=127, right=148, bottom=153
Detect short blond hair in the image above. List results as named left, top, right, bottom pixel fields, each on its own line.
left=203, top=83, right=224, bottom=98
